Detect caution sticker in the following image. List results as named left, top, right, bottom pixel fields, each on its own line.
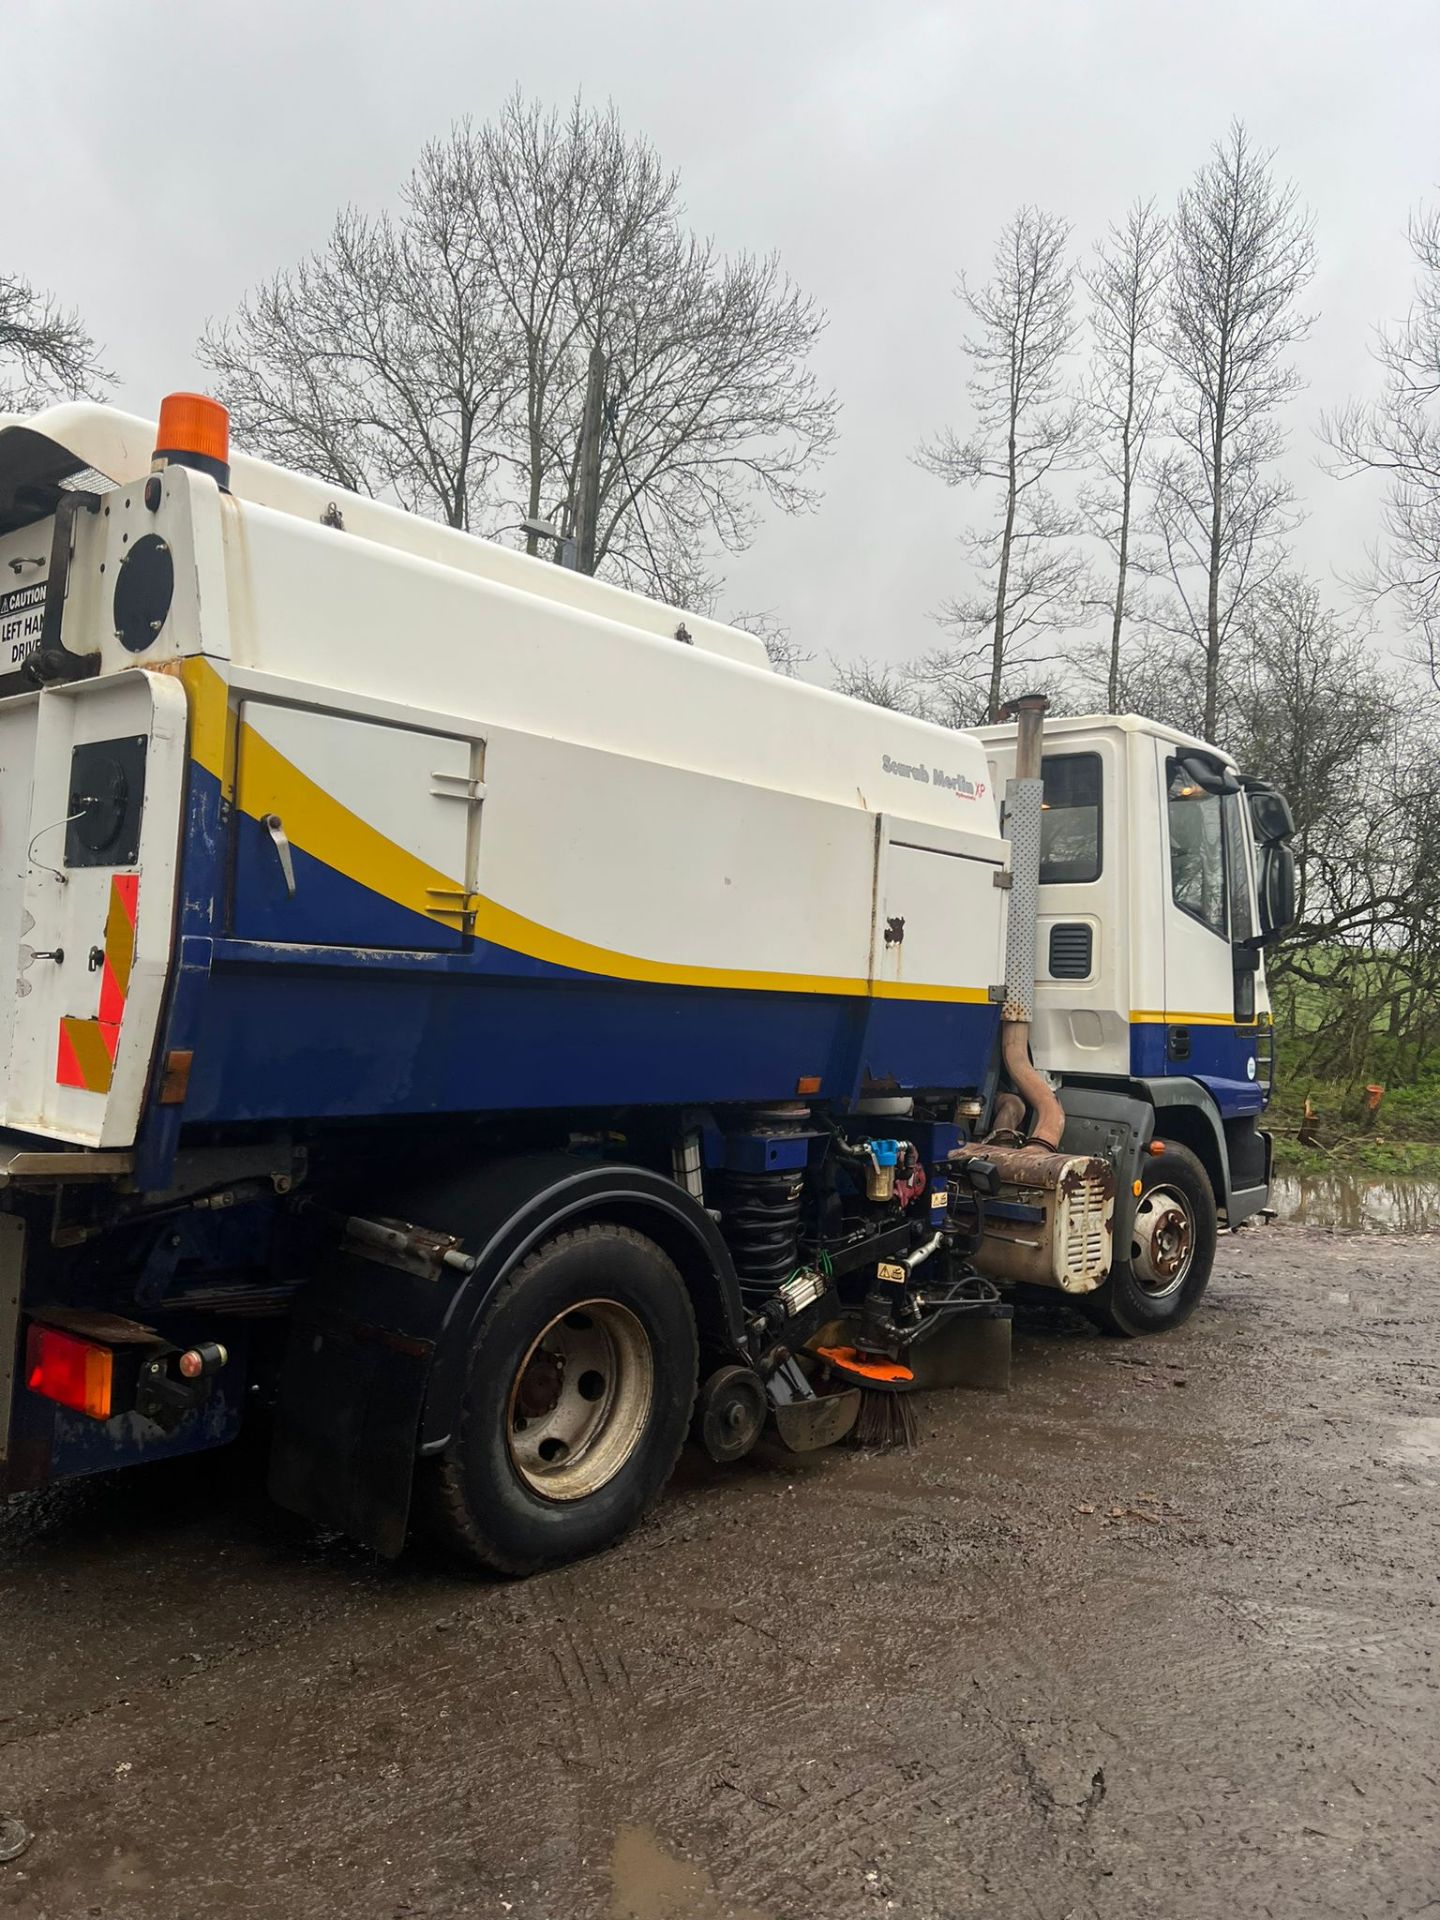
left=0, top=580, right=46, bottom=667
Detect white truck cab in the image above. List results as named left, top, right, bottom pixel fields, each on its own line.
left=980, top=711, right=1293, bottom=1252
left=980, top=713, right=1271, bottom=1097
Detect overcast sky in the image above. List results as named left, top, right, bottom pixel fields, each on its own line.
left=8, top=0, right=1437, bottom=671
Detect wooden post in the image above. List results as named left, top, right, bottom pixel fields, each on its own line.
left=575, top=344, right=606, bottom=576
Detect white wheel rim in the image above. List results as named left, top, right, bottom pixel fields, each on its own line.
left=1131, top=1185, right=1195, bottom=1300
left=505, top=1298, right=654, bottom=1502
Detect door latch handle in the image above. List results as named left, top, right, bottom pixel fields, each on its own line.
left=263, top=814, right=297, bottom=900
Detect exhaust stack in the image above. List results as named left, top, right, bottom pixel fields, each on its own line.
left=994, top=693, right=1064, bottom=1152
left=948, top=692, right=1116, bottom=1291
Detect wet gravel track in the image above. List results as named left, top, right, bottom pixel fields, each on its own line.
left=1, top=1222, right=1437, bottom=1920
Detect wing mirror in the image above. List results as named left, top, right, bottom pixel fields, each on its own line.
left=1238, top=841, right=1297, bottom=950
left=1246, top=785, right=1295, bottom=846
left=1177, top=753, right=1241, bottom=796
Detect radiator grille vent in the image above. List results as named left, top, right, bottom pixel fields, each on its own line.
left=1048, top=922, right=1093, bottom=980
left=1061, top=1174, right=1112, bottom=1285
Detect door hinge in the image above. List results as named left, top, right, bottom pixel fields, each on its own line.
left=424, top=886, right=479, bottom=925
left=430, top=770, right=486, bottom=802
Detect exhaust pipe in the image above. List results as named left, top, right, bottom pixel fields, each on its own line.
left=993, top=693, right=1064, bottom=1153
left=947, top=690, right=1117, bottom=1292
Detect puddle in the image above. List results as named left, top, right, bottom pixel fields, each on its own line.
left=1271, top=1171, right=1440, bottom=1233
left=1391, top=1417, right=1440, bottom=1466
left=609, top=1825, right=767, bottom=1920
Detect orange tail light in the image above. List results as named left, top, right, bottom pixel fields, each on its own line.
left=25, top=1323, right=114, bottom=1419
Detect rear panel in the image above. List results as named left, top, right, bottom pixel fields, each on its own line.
left=0, top=671, right=186, bottom=1145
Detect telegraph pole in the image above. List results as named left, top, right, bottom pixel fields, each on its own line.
left=573, top=344, right=606, bottom=575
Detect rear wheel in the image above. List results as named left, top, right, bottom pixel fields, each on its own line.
left=1080, top=1141, right=1217, bottom=1337
left=419, top=1223, right=698, bottom=1573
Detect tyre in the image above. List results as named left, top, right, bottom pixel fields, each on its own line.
left=1080, top=1141, right=1218, bottom=1337
left=419, top=1223, right=698, bottom=1574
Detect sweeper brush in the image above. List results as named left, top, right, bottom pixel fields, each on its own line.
left=852, top=1388, right=919, bottom=1450
left=814, top=1345, right=920, bottom=1452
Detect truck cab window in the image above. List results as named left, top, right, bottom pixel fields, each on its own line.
left=1168, top=760, right=1226, bottom=936
left=1224, top=791, right=1256, bottom=946
left=1039, top=752, right=1102, bottom=884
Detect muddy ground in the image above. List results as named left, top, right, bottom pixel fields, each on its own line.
left=1, top=1223, right=1437, bottom=1920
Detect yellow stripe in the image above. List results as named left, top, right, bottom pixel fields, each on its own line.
left=475, top=891, right=986, bottom=1001
left=61, top=1017, right=115, bottom=1093
left=103, top=881, right=136, bottom=1001
left=1130, top=1010, right=1272, bottom=1027
left=869, top=978, right=992, bottom=1004
left=234, top=719, right=991, bottom=1005
left=181, top=656, right=235, bottom=797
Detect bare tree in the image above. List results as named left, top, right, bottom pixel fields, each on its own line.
left=202, top=195, right=512, bottom=530
left=919, top=207, right=1087, bottom=720
left=1144, top=122, right=1315, bottom=740
left=456, top=97, right=675, bottom=560
left=897, top=642, right=992, bottom=730
left=1064, top=623, right=1209, bottom=736
left=727, top=610, right=814, bottom=678
left=761, top=632, right=813, bottom=677
left=829, top=654, right=928, bottom=715
left=1322, top=205, right=1440, bottom=685
left=1081, top=200, right=1169, bottom=710
left=0, top=272, right=108, bottom=410
left=1230, top=573, right=1395, bottom=913
left=202, top=95, right=837, bottom=600
left=1216, top=570, right=1440, bottom=1081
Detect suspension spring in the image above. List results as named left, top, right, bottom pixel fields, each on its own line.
left=721, top=1168, right=804, bottom=1290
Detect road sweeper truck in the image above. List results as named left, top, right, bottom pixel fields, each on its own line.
left=0, top=396, right=1296, bottom=1571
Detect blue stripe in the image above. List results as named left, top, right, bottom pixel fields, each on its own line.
left=183, top=961, right=1001, bottom=1121
left=1130, top=1020, right=1265, bottom=1117
left=232, top=812, right=467, bottom=951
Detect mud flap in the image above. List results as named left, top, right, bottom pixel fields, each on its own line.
left=268, top=1307, right=434, bottom=1558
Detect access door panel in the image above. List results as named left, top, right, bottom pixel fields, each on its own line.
left=872, top=834, right=1005, bottom=995
left=231, top=703, right=480, bottom=950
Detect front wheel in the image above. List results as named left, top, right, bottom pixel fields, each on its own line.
left=418, top=1223, right=698, bottom=1573
left=1080, top=1141, right=1218, bottom=1337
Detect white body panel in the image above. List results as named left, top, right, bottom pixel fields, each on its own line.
left=0, top=405, right=767, bottom=668
left=205, top=502, right=1001, bottom=987
left=0, top=407, right=1012, bottom=1144
left=239, top=703, right=475, bottom=879
left=0, top=673, right=185, bottom=1145
left=873, top=827, right=1006, bottom=995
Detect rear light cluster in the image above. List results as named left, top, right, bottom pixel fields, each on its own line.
left=23, top=1323, right=230, bottom=1423
left=25, top=1324, right=114, bottom=1419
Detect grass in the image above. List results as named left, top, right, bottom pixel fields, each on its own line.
left=1265, top=955, right=1440, bottom=1181
left=1269, top=1068, right=1440, bottom=1182
left=1273, top=1134, right=1440, bottom=1182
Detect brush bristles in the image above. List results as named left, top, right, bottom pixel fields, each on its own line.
left=851, top=1389, right=919, bottom=1451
